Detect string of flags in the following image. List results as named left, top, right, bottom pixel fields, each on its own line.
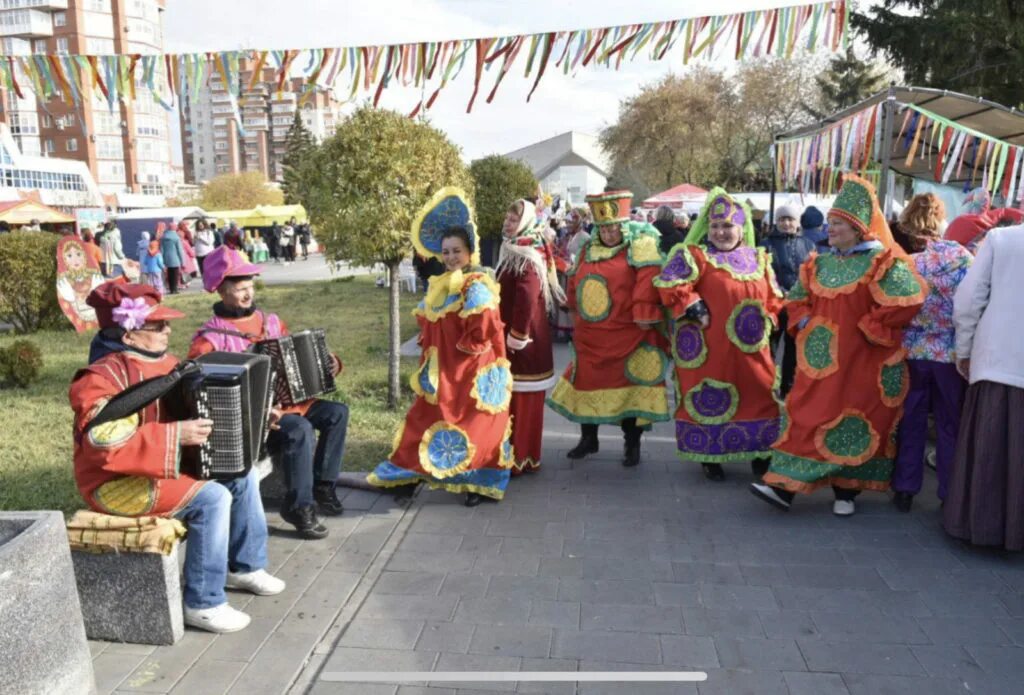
left=775, top=99, right=1024, bottom=203
left=0, top=0, right=847, bottom=120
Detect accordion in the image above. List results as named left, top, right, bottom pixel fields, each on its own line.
left=162, top=352, right=274, bottom=480
left=254, top=329, right=336, bottom=407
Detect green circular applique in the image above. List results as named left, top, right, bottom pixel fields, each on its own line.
left=879, top=260, right=921, bottom=299
left=823, top=416, right=872, bottom=458
left=787, top=279, right=808, bottom=301
left=684, top=378, right=740, bottom=425
left=726, top=300, right=771, bottom=353
left=880, top=362, right=906, bottom=401
left=814, top=253, right=875, bottom=289
left=576, top=274, right=612, bottom=322
left=803, top=324, right=836, bottom=373
left=625, top=342, right=668, bottom=386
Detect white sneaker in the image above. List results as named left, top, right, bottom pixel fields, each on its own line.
left=833, top=499, right=856, bottom=516
left=226, top=569, right=286, bottom=596
left=184, top=603, right=251, bottom=633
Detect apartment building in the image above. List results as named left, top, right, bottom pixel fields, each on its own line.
left=0, top=0, right=175, bottom=198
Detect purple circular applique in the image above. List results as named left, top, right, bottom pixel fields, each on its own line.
left=733, top=304, right=766, bottom=345
left=709, top=247, right=758, bottom=274
left=679, top=423, right=712, bottom=453
left=675, top=323, right=704, bottom=362
left=661, top=252, right=693, bottom=281
left=692, top=383, right=733, bottom=418
left=720, top=424, right=752, bottom=452
left=757, top=418, right=781, bottom=447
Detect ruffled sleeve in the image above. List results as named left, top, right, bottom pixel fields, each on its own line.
left=456, top=274, right=505, bottom=355
left=655, top=245, right=704, bottom=319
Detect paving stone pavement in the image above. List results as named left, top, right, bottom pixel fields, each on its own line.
left=90, top=344, right=1024, bottom=694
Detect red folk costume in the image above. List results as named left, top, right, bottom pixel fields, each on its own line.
left=496, top=198, right=565, bottom=474
left=69, top=283, right=205, bottom=516
left=547, top=191, right=670, bottom=427
left=655, top=189, right=784, bottom=465
left=763, top=175, right=927, bottom=494
left=368, top=188, right=515, bottom=500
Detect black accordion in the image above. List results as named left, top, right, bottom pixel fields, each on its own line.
left=163, top=352, right=274, bottom=480
left=253, top=329, right=336, bottom=407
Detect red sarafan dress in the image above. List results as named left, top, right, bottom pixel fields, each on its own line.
left=656, top=243, right=784, bottom=463
left=69, top=351, right=206, bottom=516
left=368, top=270, right=516, bottom=500
left=547, top=225, right=670, bottom=425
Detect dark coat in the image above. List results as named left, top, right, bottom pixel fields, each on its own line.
left=653, top=219, right=686, bottom=256
left=759, top=229, right=815, bottom=292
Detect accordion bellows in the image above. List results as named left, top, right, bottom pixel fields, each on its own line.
left=254, top=329, right=337, bottom=407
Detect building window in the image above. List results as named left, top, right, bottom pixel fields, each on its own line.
left=54, top=11, right=67, bottom=27
left=45, top=139, right=55, bottom=154
left=41, top=114, right=52, bottom=128
left=66, top=113, right=75, bottom=126
left=67, top=138, right=78, bottom=152
left=56, top=38, right=69, bottom=54
left=33, top=39, right=47, bottom=54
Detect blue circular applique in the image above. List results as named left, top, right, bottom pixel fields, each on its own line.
left=473, top=360, right=512, bottom=413
left=418, top=364, right=436, bottom=396
left=462, top=281, right=494, bottom=312
left=426, top=427, right=472, bottom=472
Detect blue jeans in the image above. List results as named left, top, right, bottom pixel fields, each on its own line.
left=175, top=469, right=268, bottom=609
left=268, top=399, right=349, bottom=511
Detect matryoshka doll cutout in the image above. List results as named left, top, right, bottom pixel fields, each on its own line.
left=56, top=235, right=105, bottom=332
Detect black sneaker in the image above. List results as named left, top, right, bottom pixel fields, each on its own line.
left=892, top=491, right=914, bottom=513
left=314, top=481, right=344, bottom=516
left=464, top=493, right=498, bottom=507
left=702, top=463, right=725, bottom=481
left=281, top=503, right=329, bottom=540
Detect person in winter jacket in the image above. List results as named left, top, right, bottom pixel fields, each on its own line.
left=139, top=231, right=166, bottom=294
left=653, top=205, right=686, bottom=256
left=99, top=222, right=127, bottom=277
left=159, top=223, right=186, bottom=294
left=759, top=204, right=816, bottom=396
left=800, top=206, right=829, bottom=253
left=193, top=220, right=216, bottom=276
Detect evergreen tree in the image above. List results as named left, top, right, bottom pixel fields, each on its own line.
left=807, top=46, right=890, bottom=118
left=853, top=1, right=1024, bottom=108
left=281, top=110, right=317, bottom=205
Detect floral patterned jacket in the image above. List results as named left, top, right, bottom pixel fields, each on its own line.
left=902, top=240, right=973, bottom=362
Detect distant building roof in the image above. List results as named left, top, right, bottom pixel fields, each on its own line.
left=503, top=131, right=611, bottom=180
left=0, top=124, right=105, bottom=209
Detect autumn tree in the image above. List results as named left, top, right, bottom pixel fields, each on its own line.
left=305, top=106, right=474, bottom=409
left=281, top=111, right=318, bottom=205
left=197, top=171, right=284, bottom=210
left=469, top=155, right=537, bottom=240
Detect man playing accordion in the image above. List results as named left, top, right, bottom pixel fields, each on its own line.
left=69, top=281, right=285, bottom=634
left=188, top=246, right=349, bottom=540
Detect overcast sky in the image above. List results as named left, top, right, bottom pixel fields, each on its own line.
left=162, top=0, right=853, bottom=164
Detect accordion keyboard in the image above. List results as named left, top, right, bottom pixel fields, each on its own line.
left=203, top=384, right=245, bottom=477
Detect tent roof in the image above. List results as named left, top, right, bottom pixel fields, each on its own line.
left=776, top=86, right=1024, bottom=187
left=114, top=206, right=209, bottom=221
left=0, top=199, right=75, bottom=224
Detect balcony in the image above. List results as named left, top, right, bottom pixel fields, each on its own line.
left=0, top=9, right=54, bottom=37
left=0, top=1, right=67, bottom=9
left=0, top=36, right=30, bottom=54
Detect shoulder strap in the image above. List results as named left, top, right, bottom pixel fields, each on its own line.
left=198, top=326, right=259, bottom=341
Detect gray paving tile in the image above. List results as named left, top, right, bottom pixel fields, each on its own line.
left=558, top=578, right=656, bottom=605
left=374, top=571, right=447, bottom=596
left=840, top=674, right=966, bottom=695
left=809, top=610, right=930, bottom=644
left=699, top=584, right=777, bottom=611
left=797, top=639, right=924, bottom=675
left=308, top=683, right=398, bottom=695
left=527, top=600, right=580, bottom=629
left=738, top=564, right=790, bottom=586
left=963, top=645, right=1024, bottom=679
left=119, top=630, right=216, bottom=692
left=682, top=608, right=764, bottom=638
left=92, top=652, right=149, bottom=693
left=360, top=594, right=459, bottom=622
left=485, top=575, right=558, bottom=601
left=581, top=602, right=683, bottom=634
left=388, top=551, right=476, bottom=574
left=167, top=659, right=246, bottom=695
left=784, top=565, right=887, bottom=590
left=551, top=629, right=662, bottom=664
left=650, top=581, right=701, bottom=608
left=576, top=661, right=699, bottom=695
left=671, top=562, right=746, bottom=585
left=454, top=597, right=532, bottom=626
left=918, top=590, right=1011, bottom=617
left=917, top=616, right=1014, bottom=646
left=910, top=645, right=986, bottom=679
left=994, top=617, right=1024, bottom=646
left=998, top=592, right=1024, bottom=617
left=696, top=668, right=788, bottom=695
left=432, top=653, right=521, bottom=691
left=714, top=637, right=807, bottom=670
left=658, top=634, right=719, bottom=668
left=396, top=688, right=453, bottom=695
left=537, top=557, right=583, bottom=578
left=467, top=625, right=552, bottom=659
left=439, top=573, right=489, bottom=598
left=517, top=657, right=578, bottom=695
left=415, top=622, right=476, bottom=654
left=581, top=557, right=674, bottom=581
left=499, top=536, right=563, bottom=557
left=782, top=671, right=850, bottom=695
left=485, top=520, right=548, bottom=538
left=202, top=618, right=276, bottom=661
left=337, top=619, right=425, bottom=650
left=471, top=553, right=541, bottom=577
left=228, top=631, right=321, bottom=695
left=399, top=532, right=464, bottom=553
left=758, top=610, right=819, bottom=639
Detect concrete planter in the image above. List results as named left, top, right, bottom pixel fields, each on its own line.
left=0, top=511, right=96, bottom=695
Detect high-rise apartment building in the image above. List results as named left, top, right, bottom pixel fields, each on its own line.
left=0, top=0, right=174, bottom=198
left=180, top=57, right=344, bottom=184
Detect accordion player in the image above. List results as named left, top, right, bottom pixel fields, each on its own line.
left=253, top=328, right=337, bottom=407
left=162, top=351, right=275, bottom=480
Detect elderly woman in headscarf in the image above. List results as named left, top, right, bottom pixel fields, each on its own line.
left=751, top=175, right=926, bottom=517
left=496, top=198, right=565, bottom=474
left=889, top=194, right=971, bottom=512
left=655, top=189, right=784, bottom=482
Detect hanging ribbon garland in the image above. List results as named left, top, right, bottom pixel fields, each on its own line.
left=776, top=99, right=1024, bottom=202
left=0, top=0, right=845, bottom=119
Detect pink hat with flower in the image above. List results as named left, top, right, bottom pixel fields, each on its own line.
left=86, top=280, right=185, bottom=330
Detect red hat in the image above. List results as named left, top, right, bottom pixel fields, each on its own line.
left=202, top=245, right=264, bottom=292
left=86, top=280, right=185, bottom=330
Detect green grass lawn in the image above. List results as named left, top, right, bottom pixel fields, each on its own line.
left=0, top=275, right=419, bottom=515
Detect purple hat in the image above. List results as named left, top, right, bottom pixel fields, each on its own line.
left=708, top=194, right=746, bottom=226
left=202, top=246, right=264, bottom=293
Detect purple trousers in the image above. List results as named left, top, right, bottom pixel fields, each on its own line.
left=892, top=359, right=966, bottom=499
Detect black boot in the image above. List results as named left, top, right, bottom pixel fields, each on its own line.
left=392, top=483, right=418, bottom=500
left=280, top=498, right=329, bottom=540
left=751, top=458, right=771, bottom=477
left=702, top=463, right=725, bottom=481
left=892, top=491, right=914, bottom=513
left=313, top=481, right=344, bottom=516
left=621, top=419, right=642, bottom=467
left=465, top=492, right=498, bottom=507
left=567, top=424, right=599, bottom=459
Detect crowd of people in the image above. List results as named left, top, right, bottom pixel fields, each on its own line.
left=66, top=178, right=1024, bottom=637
